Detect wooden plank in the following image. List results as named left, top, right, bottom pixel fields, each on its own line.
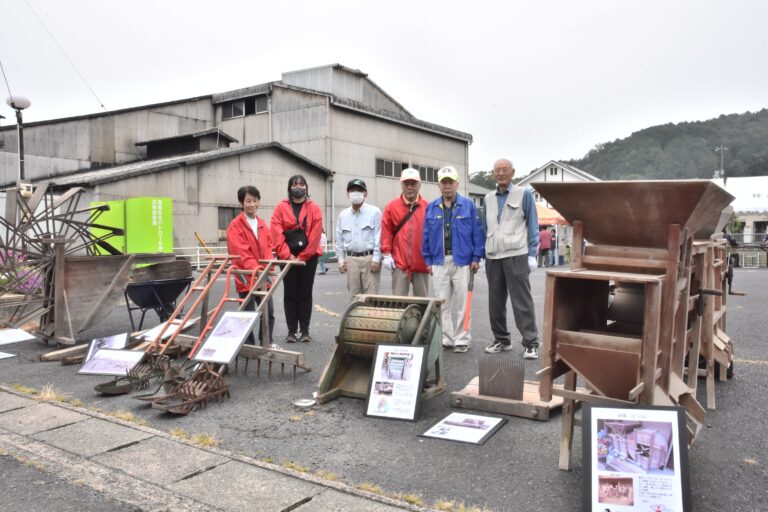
left=38, top=343, right=89, bottom=361
left=639, top=281, right=661, bottom=404
left=585, top=245, right=668, bottom=261
left=559, top=371, right=577, bottom=470
left=546, top=269, right=665, bottom=283
left=77, top=254, right=136, bottom=333
left=571, top=221, right=584, bottom=270
left=581, top=255, right=668, bottom=271
left=657, top=223, right=682, bottom=393
left=555, top=329, right=641, bottom=354
left=539, top=273, right=557, bottom=401
left=450, top=379, right=567, bottom=421
left=551, top=388, right=634, bottom=406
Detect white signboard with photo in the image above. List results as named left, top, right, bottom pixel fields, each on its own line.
left=365, top=344, right=426, bottom=421
left=192, top=311, right=260, bottom=365
left=582, top=404, right=691, bottom=512
left=0, top=328, right=37, bottom=346
left=78, top=349, right=145, bottom=376
left=421, top=412, right=507, bottom=445
left=85, top=333, right=129, bottom=362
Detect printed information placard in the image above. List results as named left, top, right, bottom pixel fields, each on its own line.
left=582, top=404, right=691, bottom=512
left=421, top=412, right=506, bottom=445
left=364, top=344, right=426, bottom=421
left=192, top=311, right=259, bottom=365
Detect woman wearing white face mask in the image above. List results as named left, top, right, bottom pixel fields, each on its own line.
left=271, top=175, right=323, bottom=343
left=335, top=179, right=382, bottom=302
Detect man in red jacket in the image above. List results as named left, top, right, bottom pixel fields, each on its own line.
left=381, top=168, right=430, bottom=296
left=226, top=185, right=275, bottom=345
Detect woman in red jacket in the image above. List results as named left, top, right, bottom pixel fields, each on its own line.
left=270, top=175, right=323, bottom=343
left=226, top=185, right=275, bottom=345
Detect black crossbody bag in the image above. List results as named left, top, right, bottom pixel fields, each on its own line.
left=284, top=207, right=309, bottom=255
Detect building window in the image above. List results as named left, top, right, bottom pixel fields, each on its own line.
left=375, top=159, right=440, bottom=183
left=218, top=207, right=238, bottom=231
left=222, top=95, right=268, bottom=120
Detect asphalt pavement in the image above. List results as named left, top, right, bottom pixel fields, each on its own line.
left=1, top=265, right=767, bottom=512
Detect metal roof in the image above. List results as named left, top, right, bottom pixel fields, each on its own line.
left=330, top=96, right=472, bottom=143
left=211, top=83, right=273, bottom=104
left=467, top=183, right=495, bottom=196
left=135, top=127, right=238, bottom=146
left=517, top=160, right=600, bottom=187
left=43, top=142, right=332, bottom=189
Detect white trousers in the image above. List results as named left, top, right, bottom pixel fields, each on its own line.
left=431, top=256, right=471, bottom=347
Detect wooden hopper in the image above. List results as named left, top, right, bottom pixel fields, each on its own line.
left=532, top=180, right=733, bottom=469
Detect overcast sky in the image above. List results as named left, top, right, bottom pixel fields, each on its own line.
left=1, top=0, right=766, bottom=176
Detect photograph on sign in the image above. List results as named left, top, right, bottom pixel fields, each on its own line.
left=421, top=412, right=507, bottom=445
left=78, top=348, right=145, bottom=376
left=364, top=344, right=426, bottom=421
left=0, top=328, right=37, bottom=346
left=193, top=311, right=260, bottom=365
left=85, top=333, right=129, bottom=362
left=582, top=404, right=691, bottom=512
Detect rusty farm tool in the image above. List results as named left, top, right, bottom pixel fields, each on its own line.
left=94, top=255, right=234, bottom=395
left=149, top=259, right=305, bottom=414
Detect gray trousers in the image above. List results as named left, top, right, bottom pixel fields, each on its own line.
left=392, top=268, right=429, bottom=297
left=486, top=255, right=538, bottom=348
left=346, top=255, right=381, bottom=302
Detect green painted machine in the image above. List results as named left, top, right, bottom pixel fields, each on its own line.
left=317, top=294, right=446, bottom=404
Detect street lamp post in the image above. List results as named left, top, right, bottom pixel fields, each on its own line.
left=6, top=95, right=31, bottom=186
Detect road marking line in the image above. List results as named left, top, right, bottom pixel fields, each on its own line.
left=734, top=358, right=768, bottom=366
left=314, top=304, right=339, bottom=317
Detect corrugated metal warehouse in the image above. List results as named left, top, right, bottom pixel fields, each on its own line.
left=0, top=64, right=473, bottom=248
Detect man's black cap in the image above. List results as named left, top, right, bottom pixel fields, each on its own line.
left=347, top=178, right=367, bottom=192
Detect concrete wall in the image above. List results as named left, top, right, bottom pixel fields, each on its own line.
left=0, top=99, right=215, bottom=185
left=326, top=107, right=468, bottom=232
left=89, top=148, right=327, bottom=248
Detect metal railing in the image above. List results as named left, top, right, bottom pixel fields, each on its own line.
left=174, top=243, right=337, bottom=269
left=174, top=245, right=229, bottom=269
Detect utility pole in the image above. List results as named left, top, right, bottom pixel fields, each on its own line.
left=715, top=145, right=728, bottom=179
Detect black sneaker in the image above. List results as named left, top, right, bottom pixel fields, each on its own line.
left=285, top=333, right=298, bottom=343
left=300, top=333, right=312, bottom=343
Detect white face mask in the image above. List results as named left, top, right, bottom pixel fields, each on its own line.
left=348, top=191, right=365, bottom=205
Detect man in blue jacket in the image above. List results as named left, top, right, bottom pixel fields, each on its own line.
left=422, top=166, right=485, bottom=353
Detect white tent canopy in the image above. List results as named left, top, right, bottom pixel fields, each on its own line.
left=711, top=176, right=768, bottom=213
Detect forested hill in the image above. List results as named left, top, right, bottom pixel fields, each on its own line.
left=564, top=109, right=768, bottom=180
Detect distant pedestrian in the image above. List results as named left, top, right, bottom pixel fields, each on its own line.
left=483, top=158, right=540, bottom=359
left=336, top=178, right=382, bottom=301
left=271, top=175, right=323, bottom=343
left=318, top=229, right=328, bottom=274
left=422, top=166, right=484, bottom=353
left=538, top=226, right=552, bottom=267
left=226, top=185, right=275, bottom=345
left=381, top=168, right=429, bottom=297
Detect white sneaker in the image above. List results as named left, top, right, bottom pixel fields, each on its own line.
left=523, top=347, right=539, bottom=359
left=484, top=342, right=513, bottom=354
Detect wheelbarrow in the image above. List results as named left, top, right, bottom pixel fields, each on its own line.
left=124, top=277, right=193, bottom=331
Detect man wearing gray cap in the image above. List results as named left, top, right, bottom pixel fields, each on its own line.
left=336, top=178, right=382, bottom=302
